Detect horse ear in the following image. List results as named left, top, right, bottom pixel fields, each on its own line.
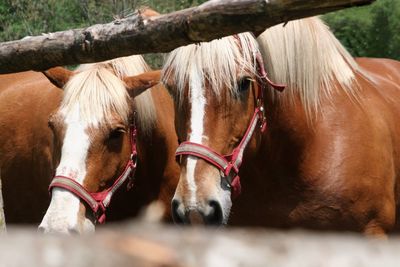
left=123, top=70, right=161, bottom=98
left=43, top=67, right=73, bottom=89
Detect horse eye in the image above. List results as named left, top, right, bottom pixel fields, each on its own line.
left=109, top=127, right=125, bottom=140
left=238, top=77, right=251, bottom=92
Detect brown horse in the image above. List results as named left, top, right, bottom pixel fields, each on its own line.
left=163, top=17, right=400, bottom=236
left=0, top=55, right=179, bottom=233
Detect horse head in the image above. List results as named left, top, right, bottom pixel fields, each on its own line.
left=163, top=33, right=271, bottom=225
left=38, top=62, right=160, bottom=234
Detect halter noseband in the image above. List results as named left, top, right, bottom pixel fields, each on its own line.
left=48, top=118, right=138, bottom=224
left=176, top=52, right=284, bottom=199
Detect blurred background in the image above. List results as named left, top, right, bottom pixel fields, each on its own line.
left=0, top=0, right=399, bottom=67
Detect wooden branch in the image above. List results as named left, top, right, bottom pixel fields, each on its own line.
left=1, top=221, right=399, bottom=267
left=0, top=172, right=6, bottom=234
left=0, top=0, right=375, bottom=74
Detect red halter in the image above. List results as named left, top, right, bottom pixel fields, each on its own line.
left=48, top=118, right=138, bottom=224
left=176, top=52, right=284, bottom=198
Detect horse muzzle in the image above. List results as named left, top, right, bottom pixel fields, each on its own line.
left=171, top=198, right=224, bottom=226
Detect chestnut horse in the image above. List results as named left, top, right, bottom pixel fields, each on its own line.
left=0, top=55, right=179, bottom=233
left=163, top=17, right=400, bottom=236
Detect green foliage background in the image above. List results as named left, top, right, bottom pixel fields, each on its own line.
left=323, top=0, right=400, bottom=60
left=0, top=0, right=399, bottom=67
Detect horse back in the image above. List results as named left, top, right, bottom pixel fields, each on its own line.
left=357, top=58, right=400, bottom=193
left=356, top=57, right=400, bottom=85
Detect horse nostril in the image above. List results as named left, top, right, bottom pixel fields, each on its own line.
left=204, top=200, right=223, bottom=225
left=171, top=199, right=185, bottom=224
left=37, top=226, right=46, bottom=234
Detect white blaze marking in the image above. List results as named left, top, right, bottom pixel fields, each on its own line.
left=186, top=65, right=206, bottom=206
left=39, top=104, right=94, bottom=233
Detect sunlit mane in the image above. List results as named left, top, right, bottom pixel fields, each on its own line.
left=163, top=17, right=366, bottom=117
left=62, top=55, right=156, bottom=132
left=257, top=17, right=363, bottom=114
left=162, top=33, right=259, bottom=103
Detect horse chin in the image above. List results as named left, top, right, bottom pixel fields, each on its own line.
left=38, top=216, right=95, bottom=235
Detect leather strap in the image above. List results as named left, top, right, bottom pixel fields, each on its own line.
left=176, top=106, right=263, bottom=198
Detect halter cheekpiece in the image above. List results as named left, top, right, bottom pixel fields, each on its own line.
left=48, top=115, right=138, bottom=224
left=176, top=49, right=285, bottom=199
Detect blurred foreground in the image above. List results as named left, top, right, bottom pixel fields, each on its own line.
left=1, top=220, right=400, bottom=267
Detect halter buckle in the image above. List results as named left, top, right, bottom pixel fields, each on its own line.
left=257, top=106, right=267, bottom=132
left=221, top=166, right=242, bottom=199
left=127, top=112, right=138, bottom=191
left=127, top=153, right=137, bottom=191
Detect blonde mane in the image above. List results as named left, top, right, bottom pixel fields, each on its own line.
left=61, top=55, right=156, bottom=132
left=162, top=33, right=259, bottom=103
left=163, top=17, right=364, bottom=117
left=258, top=17, right=362, bottom=115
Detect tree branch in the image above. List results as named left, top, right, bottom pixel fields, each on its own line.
left=0, top=0, right=375, bottom=74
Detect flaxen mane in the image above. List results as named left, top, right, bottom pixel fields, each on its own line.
left=163, top=17, right=366, bottom=118
left=61, top=55, right=156, bottom=132
left=257, top=17, right=364, bottom=115
left=162, top=33, right=259, bottom=103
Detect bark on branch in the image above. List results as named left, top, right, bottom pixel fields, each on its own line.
left=0, top=0, right=375, bottom=74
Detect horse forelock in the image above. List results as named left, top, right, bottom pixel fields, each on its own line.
left=162, top=33, right=259, bottom=105
left=63, top=55, right=156, bottom=132
left=61, top=66, right=130, bottom=127
left=257, top=17, right=367, bottom=116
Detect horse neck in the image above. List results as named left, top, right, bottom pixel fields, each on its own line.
left=257, top=94, right=311, bottom=171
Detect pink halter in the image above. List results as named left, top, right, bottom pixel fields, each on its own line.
left=176, top=51, right=284, bottom=198
left=48, top=119, right=138, bottom=224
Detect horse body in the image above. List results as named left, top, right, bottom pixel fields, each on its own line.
left=0, top=71, right=61, bottom=223
left=165, top=17, right=400, bottom=235
left=232, top=57, right=400, bottom=234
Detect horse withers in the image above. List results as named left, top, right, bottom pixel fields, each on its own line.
left=163, top=17, right=400, bottom=236
left=0, top=55, right=179, bottom=234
